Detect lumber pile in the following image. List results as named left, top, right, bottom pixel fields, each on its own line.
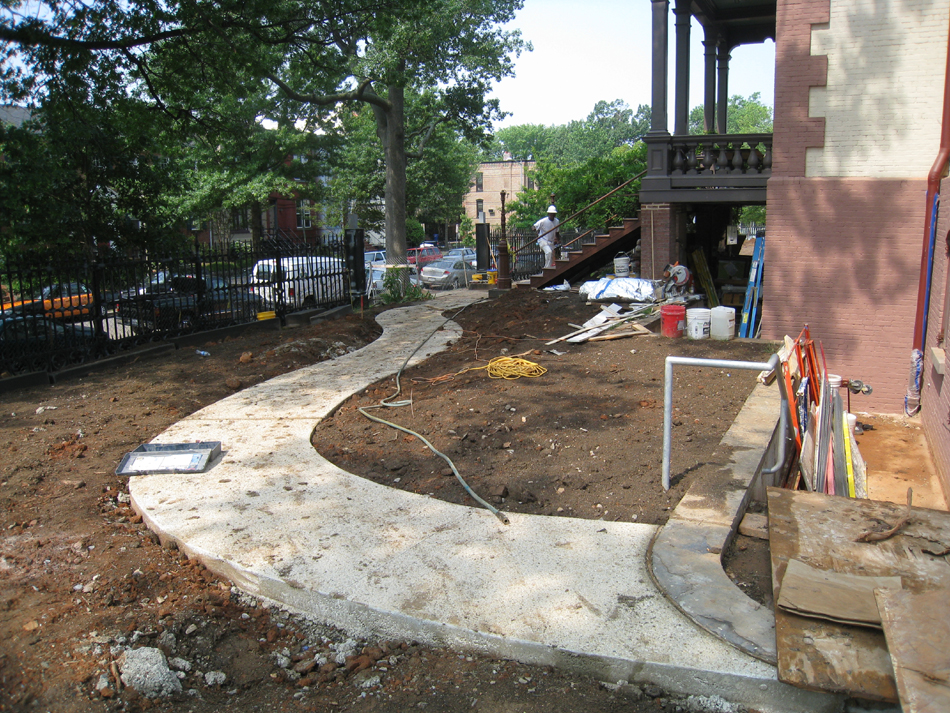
left=546, top=303, right=657, bottom=345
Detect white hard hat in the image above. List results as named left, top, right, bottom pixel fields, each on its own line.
left=547, top=205, right=557, bottom=214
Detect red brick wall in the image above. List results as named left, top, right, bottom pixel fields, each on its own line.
left=764, top=177, right=926, bottom=412
left=922, top=176, right=950, bottom=492
left=772, top=0, right=829, bottom=178
left=640, top=204, right=676, bottom=281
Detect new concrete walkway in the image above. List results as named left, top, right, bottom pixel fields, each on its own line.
left=129, top=291, right=836, bottom=712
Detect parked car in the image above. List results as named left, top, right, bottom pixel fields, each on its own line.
left=117, top=275, right=262, bottom=334
left=1, top=282, right=100, bottom=321
left=365, top=265, right=421, bottom=298
left=406, top=246, right=442, bottom=267
left=0, top=313, right=106, bottom=374
left=420, top=259, right=478, bottom=290
left=444, top=247, right=477, bottom=267
left=250, top=256, right=348, bottom=310
left=364, top=250, right=386, bottom=266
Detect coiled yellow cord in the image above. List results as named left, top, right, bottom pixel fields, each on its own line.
left=474, top=356, right=547, bottom=380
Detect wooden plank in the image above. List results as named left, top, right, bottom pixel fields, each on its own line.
left=768, top=487, right=950, bottom=701
left=776, top=558, right=901, bottom=628
left=876, top=588, right=950, bottom=713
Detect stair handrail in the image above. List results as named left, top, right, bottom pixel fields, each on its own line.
left=511, top=169, right=647, bottom=259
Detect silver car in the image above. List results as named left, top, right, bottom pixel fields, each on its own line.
left=444, top=247, right=477, bottom=267
left=420, top=259, right=477, bottom=290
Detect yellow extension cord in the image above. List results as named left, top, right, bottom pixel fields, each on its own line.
left=414, top=355, right=547, bottom=384
left=471, top=356, right=547, bottom=380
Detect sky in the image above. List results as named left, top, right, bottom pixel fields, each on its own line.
left=489, top=0, right=775, bottom=129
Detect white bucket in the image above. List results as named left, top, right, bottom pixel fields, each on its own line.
left=686, top=308, right=711, bottom=339
left=613, top=255, right=630, bottom=277
left=710, top=306, right=736, bottom=340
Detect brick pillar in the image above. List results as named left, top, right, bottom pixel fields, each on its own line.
left=640, top=203, right=684, bottom=280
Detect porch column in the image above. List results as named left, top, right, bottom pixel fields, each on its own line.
left=703, top=26, right=719, bottom=134
left=673, top=0, right=691, bottom=136
left=643, top=0, right=672, bottom=193
left=717, top=44, right=731, bottom=133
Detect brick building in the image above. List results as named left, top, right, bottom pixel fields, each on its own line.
left=642, top=0, right=950, bottom=488
left=462, top=159, right=536, bottom=227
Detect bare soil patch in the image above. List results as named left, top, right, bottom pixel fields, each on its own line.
left=313, top=289, right=773, bottom=526
left=0, top=291, right=771, bottom=713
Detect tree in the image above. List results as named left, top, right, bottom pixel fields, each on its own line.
left=0, top=89, right=185, bottom=255
left=688, top=92, right=773, bottom=135
left=160, top=94, right=335, bottom=250
left=547, top=100, right=647, bottom=166
left=326, top=98, right=479, bottom=243
left=484, top=101, right=650, bottom=166
left=485, top=123, right=555, bottom=161
left=507, top=143, right=646, bottom=230
left=1, top=1, right=527, bottom=263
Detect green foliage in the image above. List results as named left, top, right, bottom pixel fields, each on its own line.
left=406, top=217, right=425, bottom=246
left=327, top=99, right=479, bottom=233
left=458, top=215, right=475, bottom=246
left=484, top=100, right=650, bottom=167
left=507, top=143, right=646, bottom=230
left=379, top=266, right=431, bottom=304
left=688, top=92, right=773, bottom=135
left=2, top=0, right=528, bottom=258
left=0, top=89, right=185, bottom=254
left=738, top=205, right=766, bottom=226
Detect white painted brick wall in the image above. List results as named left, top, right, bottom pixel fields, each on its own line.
left=807, top=0, right=950, bottom=178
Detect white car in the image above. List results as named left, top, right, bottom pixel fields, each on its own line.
left=366, top=265, right=420, bottom=298
left=364, top=250, right=386, bottom=266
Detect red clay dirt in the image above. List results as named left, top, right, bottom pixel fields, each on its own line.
left=1, top=289, right=777, bottom=713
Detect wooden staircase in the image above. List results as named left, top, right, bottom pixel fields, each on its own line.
left=525, top=216, right=642, bottom=289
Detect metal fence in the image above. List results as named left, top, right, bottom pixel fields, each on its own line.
left=0, top=238, right=351, bottom=377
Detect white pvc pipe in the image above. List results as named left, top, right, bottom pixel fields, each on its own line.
left=663, top=353, right=784, bottom=491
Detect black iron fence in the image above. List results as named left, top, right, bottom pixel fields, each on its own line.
left=0, top=239, right=351, bottom=378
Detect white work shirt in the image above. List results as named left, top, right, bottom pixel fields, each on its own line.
left=534, top=216, right=559, bottom=244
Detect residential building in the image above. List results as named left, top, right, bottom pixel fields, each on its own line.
left=642, top=0, right=950, bottom=488
left=462, top=159, right=536, bottom=227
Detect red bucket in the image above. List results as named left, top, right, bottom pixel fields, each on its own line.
left=660, top=304, right=686, bottom=338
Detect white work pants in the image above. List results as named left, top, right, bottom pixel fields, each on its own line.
left=540, top=241, right=555, bottom=269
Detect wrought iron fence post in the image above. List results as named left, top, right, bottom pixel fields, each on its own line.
left=497, top=191, right=511, bottom=290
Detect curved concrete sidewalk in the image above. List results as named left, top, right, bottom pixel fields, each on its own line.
left=130, top=291, right=834, bottom=712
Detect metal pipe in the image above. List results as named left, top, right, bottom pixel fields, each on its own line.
left=663, top=353, right=784, bottom=491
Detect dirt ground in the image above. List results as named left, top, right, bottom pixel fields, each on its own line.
left=0, top=288, right=780, bottom=713
left=313, top=290, right=772, bottom=525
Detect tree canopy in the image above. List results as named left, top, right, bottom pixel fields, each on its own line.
left=1, top=0, right=528, bottom=261
left=689, top=92, right=773, bottom=135
left=0, top=87, right=185, bottom=254
left=325, top=97, right=479, bottom=243
left=485, top=100, right=650, bottom=166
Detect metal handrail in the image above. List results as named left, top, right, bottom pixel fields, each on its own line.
left=510, top=169, right=647, bottom=259
left=662, top=354, right=788, bottom=491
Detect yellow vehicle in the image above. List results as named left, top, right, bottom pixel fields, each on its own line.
left=1, top=282, right=98, bottom=321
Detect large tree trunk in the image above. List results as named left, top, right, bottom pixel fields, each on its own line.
left=378, top=84, right=407, bottom=266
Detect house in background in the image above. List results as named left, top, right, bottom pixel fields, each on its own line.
left=642, top=0, right=950, bottom=490
left=462, top=158, right=536, bottom=227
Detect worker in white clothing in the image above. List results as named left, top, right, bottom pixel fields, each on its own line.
left=533, top=205, right=560, bottom=269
